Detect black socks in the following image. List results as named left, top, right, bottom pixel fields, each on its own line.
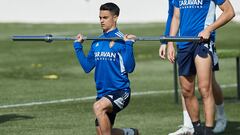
left=192, top=121, right=214, bottom=135
left=193, top=120, right=203, bottom=135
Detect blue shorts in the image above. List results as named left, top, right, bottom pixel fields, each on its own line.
left=177, top=41, right=218, bottom=76
left=95, top=89, right=130, bottom=126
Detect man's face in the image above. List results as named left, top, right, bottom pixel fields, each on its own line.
left=99, top=10, right=117, bottom=32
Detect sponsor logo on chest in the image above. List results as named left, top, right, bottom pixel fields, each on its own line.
left=179, top=0, right=203, bottom=9
left=94, top=52, right=117, bottom=61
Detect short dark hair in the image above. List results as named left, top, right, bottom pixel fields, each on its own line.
left=100, top=2, right=120, bottom=16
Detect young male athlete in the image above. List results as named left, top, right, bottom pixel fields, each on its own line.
left=165, top=0, right=235, bottom=134
left=73, top=2, right=139, bottom=135
left=159, top=0, right=233, bottom=134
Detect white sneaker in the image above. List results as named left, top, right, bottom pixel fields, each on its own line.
left=213, top=117, right=227, bottom=133
left=168, top=125, right=194, bottom=135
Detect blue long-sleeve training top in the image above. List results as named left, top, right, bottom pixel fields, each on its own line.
left=73, top=28, right=135, bottom=99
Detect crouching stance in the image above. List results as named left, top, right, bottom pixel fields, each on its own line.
left=73, top=2, right=139, bottom=135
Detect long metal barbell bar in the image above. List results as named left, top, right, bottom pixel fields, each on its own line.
left=12, top=34, right=207, bottom=43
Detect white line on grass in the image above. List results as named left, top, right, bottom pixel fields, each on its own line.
left=0, top=84, right=237, bottom=109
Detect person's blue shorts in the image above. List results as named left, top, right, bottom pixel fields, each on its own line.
left=95, top=89, right=130, bottom=126
left=177, top=41, right=218, bottom=76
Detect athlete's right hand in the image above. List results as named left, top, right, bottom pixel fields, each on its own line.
left=124, top=34, right=136, bottom=42
left=159, top=44, right=167, bottom=59
left=167, top=42, right=175, bottom=63
left=75, top=33, right=84, bottom=43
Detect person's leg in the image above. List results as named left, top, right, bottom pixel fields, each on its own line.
left=212, top=73, right=223, bottom=105
left=93, top=97, right=113, bottom=135
left=212, top=73, right=227, bottom=133
left=195, top=54, right=215, bottom=134
left=181, top=75, right=204, bottom=135
left=96, top=126, right=103, bottom=135
left=180, top=75, right=200, bottom=124
left=94, top=90, right=138, bottom=135
left=95, top=112, right=137, bottom=135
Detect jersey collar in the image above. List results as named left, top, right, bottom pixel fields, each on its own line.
left=103, top=28, right=119, bottom=38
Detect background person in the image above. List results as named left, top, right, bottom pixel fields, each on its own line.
left=165, top=0, right=235, bottom=134
left=159, top=0, right=229, bottom=134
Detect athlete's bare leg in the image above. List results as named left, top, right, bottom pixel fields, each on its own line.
left=195, top=54, right=215, bottom=127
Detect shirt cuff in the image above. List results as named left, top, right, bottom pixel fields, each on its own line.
left=125, top=41, right=134, bottom=47
left=73, top=41, right=83, bottom=49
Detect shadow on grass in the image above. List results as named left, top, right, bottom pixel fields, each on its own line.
left=218, top=121, right=240, bottom=135
left=0, top=114, right=34, bottom=124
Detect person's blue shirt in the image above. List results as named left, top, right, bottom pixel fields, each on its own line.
left=73, top=28, right=135, bottom=99
left=172, top=0, right=225, bottom=48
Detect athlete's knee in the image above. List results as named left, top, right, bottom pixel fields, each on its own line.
left=181, top=85, right=194, bottom=98
left=93, top=101, right=106, bottom=116
left=201, top=91, right=213, bottom=101
left=181, top=89, right=190, bottom=97
left=198, top=85, right=212, bottom=100
left=198, top=82, right=211, bottom=93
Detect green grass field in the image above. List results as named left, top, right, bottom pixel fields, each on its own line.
left=0, top=22, right=240, bottom=135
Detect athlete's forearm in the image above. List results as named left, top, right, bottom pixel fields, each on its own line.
left=206, top=0, right=235, bottom=33
left=122, top=41, right=135, bottom=73
left=73, top=42, right=95, bottom=73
